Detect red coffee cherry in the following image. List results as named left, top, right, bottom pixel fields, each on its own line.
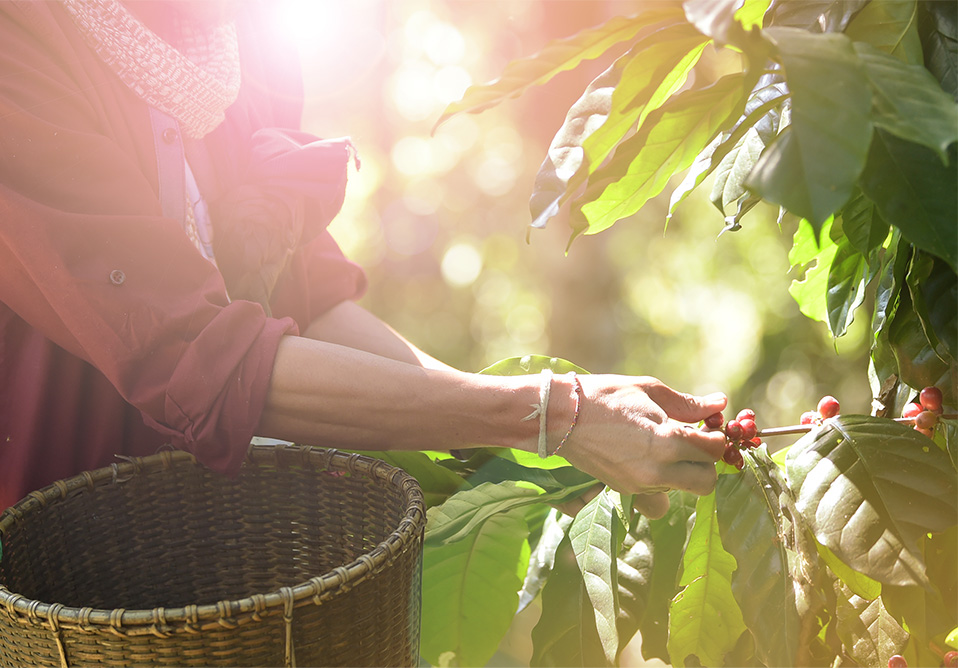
left=704, top=412, right=725, bottom=430
left=739, top=418, right=757, bottom=441
left=901, top=402, right=923, bottom=419
left=920, top=385, right=943, bottom=412
left=736, top=408, right=756, bottom=422
left=725, top=420, right=744, bottom=441
left=887, top=655, right=907, bottom=668
left=748, top=436, right=762, bottom=448
left=943, top=650, right=958, bottom=668
left=818, top=395, right=840, bottom=419
left=916, top=426, right=934, bottom=438
left=800, top=411, right=818, bottom=425
left=723, top=443, right=744, bottom=470
left=915, top=410, right=938, bottom=430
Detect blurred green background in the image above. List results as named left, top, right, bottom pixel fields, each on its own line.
left=287, top=0, right=872, bottom=437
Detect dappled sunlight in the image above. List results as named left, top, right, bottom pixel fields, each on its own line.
left=294, top=0, right=872, bottom=425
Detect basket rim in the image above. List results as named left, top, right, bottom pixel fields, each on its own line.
left=0, top=444, right=425, bottom=636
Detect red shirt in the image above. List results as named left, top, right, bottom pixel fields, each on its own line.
left=0, top=1, right=367, bottom=509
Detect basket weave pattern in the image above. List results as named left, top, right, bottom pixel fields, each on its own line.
left=0, top=445, right=425, bottom=667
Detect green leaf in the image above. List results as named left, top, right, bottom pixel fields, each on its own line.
left=906, top=251, right=957, bottom=364
left=639, top=490, right=698, bottom=663
left=465, top=455, right=593, bottom=492
left=845, top=0, right=924, bottom=64
left=816, top=540, right=882, bottom=600
left=707, top=78, right=788, bottom=221
left=854, top=41, right=958, bottom=161
left=682, top=0, right=748, bottom=45
left=519, top=510, right=573, bottom=612
left=917, top=1, right=958, bottom=101
left=479, top=354, right=590, bottom=377
left=888, top=284, right=955, bottom=396
left=426, top=479, right=595, bottom=546
left=668, top=75, right=787, bottom=223
left=531, top=22, right=710, bottom=231
left=435, top=9, right=682, bottom=129
left=876, top=242, right=956, bottom=398
left=921, top=259, right=958, bottom=364
left=771, top=444, right=790, bottom=469
left=579, top=26, right=710, bottom=181
left=615, top=517, right=655, bottom=656
left=871, top=231, right=906, bottom=343
left=683, top=0, right=771, bottom=63
left=425, top=480, right=542, bottom=546
left=578, top=72, right=749, bottom=237
left=884, top=585, right=954, bottom=666
left=859, top=130, right=958, bottom=272
left=421, top=507, right=532, bottom=668
left=735, top=0, right=772, bottom=30
left=825, top=234, right=872, bottom=338
left=883, top=529, right=957, bottom=650
left=531, top=533, right=610, bottom=667
left=833, top=580, right=908, bottom=667
left=943, top=418, right=958, bottom=470
left=715, top=450, right=801, bottom=667
left=788, top=217, right=838, bottom=324
left=841, top=189, right=889, bottom=257
left=347, top=449, right=468, bottom=508
left=869, top=234, right=911, bottom=414
left=668, top=492, right=747, bottom=668
left=529, top=56, right=630, bottom=234
left=746, top=28, right=873, bottom=227
left=767, top=0, right=868, bottom=32
left=927, top=523, right=958, bottom=612
left=785, top=415, right=958, bottom=588
left=570, top=489, right=622, bottom=664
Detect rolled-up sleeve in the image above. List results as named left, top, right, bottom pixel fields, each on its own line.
left=0, top=9, right=299, bottom=475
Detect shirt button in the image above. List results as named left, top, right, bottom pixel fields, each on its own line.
left=161, top=128, right=178, bottom=144
left=109, top=269, right=126, bottom=285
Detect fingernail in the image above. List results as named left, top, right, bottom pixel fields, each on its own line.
left=703, top=392, right=726, bottom=403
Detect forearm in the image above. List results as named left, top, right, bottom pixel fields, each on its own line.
left=302, top=300, right=453, bottom=370
left=258, top=334, right=538, bottom=452
left=260, top=301, right=729, bottom=509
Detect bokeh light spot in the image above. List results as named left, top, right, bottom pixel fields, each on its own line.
left=390, top=64, right=439, bottom=121
left=424, top=22, right=466, bottom=66
left=392, top=136, right=433, bottom=176
left=441, top=242, right=483, bottom=287
left=474, top=156, right=518, bottom=196
left=506, top=304, right=547, bottom=345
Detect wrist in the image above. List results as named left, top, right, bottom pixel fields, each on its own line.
left=458, top=372, right=540, bottom=451
left=450, top=371, right=582, bottom=456
left=551, top=373, right=583, bottom=457
left=496, top=371, right=581, bottom=457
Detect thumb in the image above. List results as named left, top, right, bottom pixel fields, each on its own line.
left=648, top=385, right=727, bottom=423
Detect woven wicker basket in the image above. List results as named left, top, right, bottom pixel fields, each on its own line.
left=0, top=444, right=425, bottom=667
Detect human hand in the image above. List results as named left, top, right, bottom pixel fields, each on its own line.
left=555, top=375, right=727, bottom=519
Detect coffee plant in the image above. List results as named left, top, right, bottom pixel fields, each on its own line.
left=355, top=1, right=957, bottom=666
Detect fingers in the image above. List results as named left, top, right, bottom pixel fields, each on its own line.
left=662, top=460, right=718, bottom=496
left=645, top=382, right=727, bottom=424
left=553, top=482, right=604, bottom=517
left=632, top=492, right=670, bottom=519
left=667, top=423, right=728, bottom=462
left=563, top=375, right=729, bottom=505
